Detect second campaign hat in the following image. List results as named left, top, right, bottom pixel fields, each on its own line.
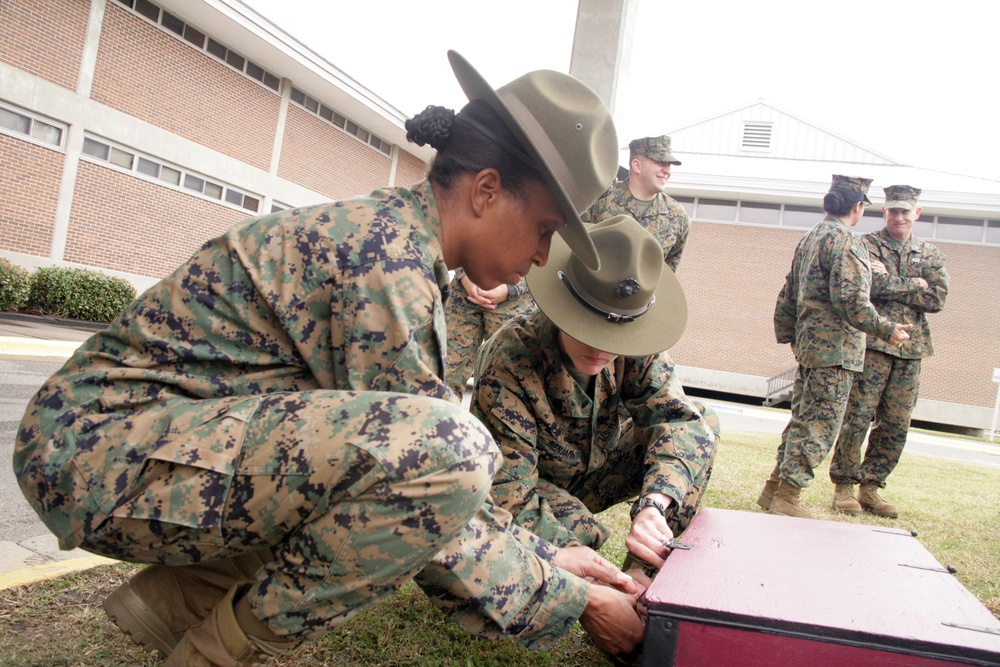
left=527, top=215, right=687, bottom=357
left=629, top=135, right=682, bottom=166
left=829, top=174, right=873, bottom=205
left=883, top=185, right=922, bottom=211
left=448, top=50, right=619, bottom=271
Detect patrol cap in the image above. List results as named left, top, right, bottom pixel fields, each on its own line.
left=629, top=135, right=682, bottom=166
left=883, top=184, right=922, bottom=211
left=448, top=50, right=619, bottom=271
left=527, top=214, right=687, bottom=357
left=829, top=174, right=873, bottom=205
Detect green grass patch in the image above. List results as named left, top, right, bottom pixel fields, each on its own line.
left=0, top=430, right=995, bottom=665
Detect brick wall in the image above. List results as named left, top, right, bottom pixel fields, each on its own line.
left=278, top=105, right=392, bottom=199
left=0, top=0, right=89, bottom=91
left=670, top=220, right=1000, bottom=409
left=66, top=161, right=247, bottom=278
left=90, top=3, right=279, bottom=171
left=0, top=135, right=63, bottom=257
left=395, top=148, right=430, bottom=187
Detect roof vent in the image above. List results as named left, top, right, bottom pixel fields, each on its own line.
left=742, top=122, right=772, bottom=150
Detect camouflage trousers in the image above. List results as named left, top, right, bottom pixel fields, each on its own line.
left=445, top=277, right=536, bottom=400
left=543, top=401, right=719, bottom=550
left=21, top=391, right=502, bottom=640
left=831, top=350, right=921, bottom=487
left=775, top=365, right=857, bottom=488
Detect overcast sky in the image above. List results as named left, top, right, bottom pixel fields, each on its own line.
left=242, top=0, right=1000, bottom=183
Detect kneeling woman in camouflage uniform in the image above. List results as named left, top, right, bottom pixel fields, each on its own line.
left=472, top=216, right=720, bottom=575
left=14, top=51, right=645, bottom=664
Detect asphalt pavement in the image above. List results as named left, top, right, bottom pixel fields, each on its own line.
left=1, top=312, right=997, bottom=590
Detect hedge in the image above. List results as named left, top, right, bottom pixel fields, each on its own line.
left=0, top=258, right=33, bottom=312
left=0, top=264, right=137, bottom=323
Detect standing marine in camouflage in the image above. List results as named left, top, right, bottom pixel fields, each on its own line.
left=582, top=135, right=689, bottom=271
left=759, top=175, right=912, bottom=519
left=14, top=51, right=648, bottom=665
left=830, top=185, right=948, bottom=518
left=444, top=267, right=535, bottom=400
left=472, top=216, right=719, bottom=578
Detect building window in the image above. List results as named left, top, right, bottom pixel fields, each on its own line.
left=0, top=103, right=65, bottom=149
left=673, top=196, right=694, bottom=217
left=738, top=201, right=781, bottom=225
left=854, top=209, right=886, bottom=235
left=697, top=199, right=738, bottom=222
left=81, top=135, right=261, bottom=214
left=935, top=216, right=985, bottom=243
left=782, top=205, right=823, bottom=228
left=115, top=0, right=281, bottom=92
left=290, top=87, right=393, bottom=156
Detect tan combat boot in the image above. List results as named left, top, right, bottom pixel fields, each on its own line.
left=767, top=480, right=813, bottom=519
left=104, top=549, right=272, bottom=658
left=858, top=484, right=899, bottom=518
left=832, top=484, right=862, bottom=515
left=756, top=463, right=781, bottom=511
left=165, top=584, right=299, bottom=667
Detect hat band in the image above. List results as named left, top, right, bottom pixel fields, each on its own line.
left=558, top=270, right=655, bottom=324
left=457, top=113, right=533, bottom=167
left=499, top=90, right=585, bottom=210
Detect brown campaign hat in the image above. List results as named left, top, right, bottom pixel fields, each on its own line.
left=448, top=50, right=619, bottom=270
left=527, top=215, right=687, bottom=357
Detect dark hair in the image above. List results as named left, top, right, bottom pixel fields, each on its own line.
left=405, top=100, right=544, bottom=200
left=823, top=189, right=864, bottom=217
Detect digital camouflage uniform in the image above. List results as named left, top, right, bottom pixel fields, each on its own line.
left=582, top=178, right=689, bottom=272
left=471, top=310, right=719, bottom=549
left=445, top=269, right=536, bottom=400
left=15, top=180, right=590, bottom=648
left=773, top=214, right=900, bottom=488
left=831, top=227, right=948, bottom=486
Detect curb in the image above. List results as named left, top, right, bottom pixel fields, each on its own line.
left=0, top=336, right=81, bottom=358
left=0, top=555, right=117, bottom=590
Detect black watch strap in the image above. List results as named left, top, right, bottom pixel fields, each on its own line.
left=630, top=496, right=668, bottom=521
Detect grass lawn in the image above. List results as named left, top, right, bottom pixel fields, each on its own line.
left=0, top=430, right=996, bottom=666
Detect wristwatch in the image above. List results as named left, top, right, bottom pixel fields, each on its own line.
left=630, top=496, right=668, bottom=521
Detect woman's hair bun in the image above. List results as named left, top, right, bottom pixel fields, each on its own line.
left=405, top=105, right=456, bottom=151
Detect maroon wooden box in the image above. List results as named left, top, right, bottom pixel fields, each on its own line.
left=641, top=508, right=1000, bottom=666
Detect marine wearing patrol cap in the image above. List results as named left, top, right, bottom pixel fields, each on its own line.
left=829, top=174, right=873, bottom=205
left=883, top=184, right=922, bottom=211
left=629, top=135, right=682, bottom=166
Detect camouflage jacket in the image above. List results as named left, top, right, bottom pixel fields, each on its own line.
left=773, top=215, right=897, bottom=371
left=471, top=311, right=717, bottom=547
left=15, top=180, right=588, bottom=647
left=863, top=228, right=948, bottom=359
left=582, top=178, right=689, bottom=271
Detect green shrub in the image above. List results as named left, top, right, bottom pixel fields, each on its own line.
left=0, top=258, right=33, bottom=312
left=28, top=266, right=136, bottom=323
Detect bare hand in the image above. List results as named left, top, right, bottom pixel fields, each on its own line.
left=579, top=584, right=645, bottom=657
left=460, top=276, right=508, bottom=308
left=889, top=323, right=913, bottom=346
left=870, top=259, right=888, bottom=274
left=915, top=277, right=929, bottom=289
left=553, top=546, right=638, bottom=595
left=624, top=495, right=675, bottom=570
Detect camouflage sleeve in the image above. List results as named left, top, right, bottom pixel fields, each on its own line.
left=915, top=247, right=949, bottom=313
left=414, top=501, right=591, bottom=649
left=663, top=211, right=688, bottom=273
left=333, top=259, right=453, bottom=402
left=471, top=357, right=590, bottom=547
left=829, top=236, right=896, bottom=342
left=773, top=271, right=797, bottom=344
left=622, top=354, right=718, bottom=506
